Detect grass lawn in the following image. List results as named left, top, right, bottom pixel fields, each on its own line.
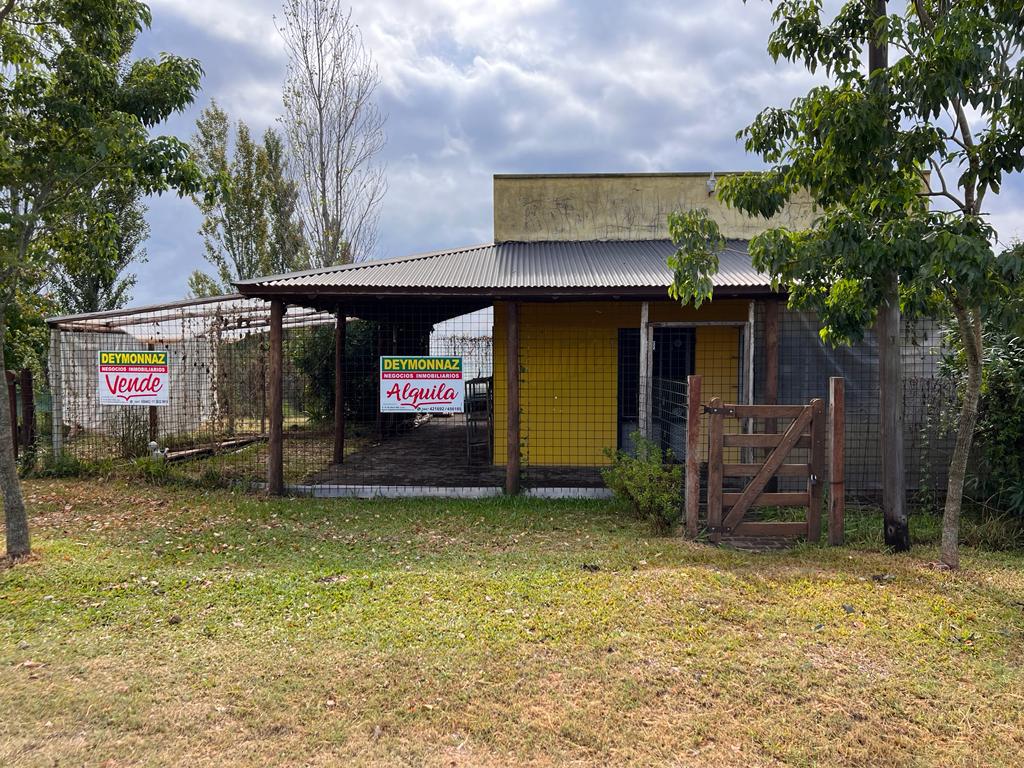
left=2, top=480, right=1023, bottom=766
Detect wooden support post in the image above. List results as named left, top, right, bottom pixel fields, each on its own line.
left=685, top=374, right=702, bottom=538
left=638, top=301, right=652, bottom=439
left=707, top=396, right=724, bottom=544
left=333, top=310, right=346, bottom=464
left=147, top=342, right=159, bottom=444
left=763, top=300, right=781, bottom=494
left=48, top=328, right=64, bottom=460
left=374, top=323, right=383, bottom=442
left=6, top=371, right=17, bottom=459
left=763, top=300, right=780, bottom=430
left=267, top=300, right=285, bottom=495
left=506, top=302, right=521, bottom=495
left=807, top=399, right=826, bottom=543
left=828, top=377, right=846, bottom=546
left=19, top=368, right=33, bottom=450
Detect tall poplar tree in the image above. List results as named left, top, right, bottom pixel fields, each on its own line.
left=189, top=103, right=307, bottom=296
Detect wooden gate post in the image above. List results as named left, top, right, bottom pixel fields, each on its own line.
left=807, top=399, right=826, bottom=542
left=828, top=377, right=846, bottom=545
left=6, top=371, right=18, bottom=459
left=267, top=300, right=285, bottom=495
left=19, top=368, right=33, bottom=450
left=707, top=397, right=724, bottom=544
left=684, top=375, right=702, bottom=538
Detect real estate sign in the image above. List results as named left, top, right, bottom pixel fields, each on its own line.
left=380, top=356, right=464, bottom=413
left=97, top=350, right=170, bottom=406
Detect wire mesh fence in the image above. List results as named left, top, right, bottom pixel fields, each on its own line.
left=752, top=303, right=957, bottom=504
left=37, top=294, right=958, bottom=505
left=47, top=296, right=337, bottom=484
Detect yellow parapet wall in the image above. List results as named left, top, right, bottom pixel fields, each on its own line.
left=493, top=173, right=817, bottom=242
left=493, top=300, right=746, bottom=467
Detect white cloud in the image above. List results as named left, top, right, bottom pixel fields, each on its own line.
left=130, top=0, right=1024, bottom=305
left=148, top=0, right=284, bottom=53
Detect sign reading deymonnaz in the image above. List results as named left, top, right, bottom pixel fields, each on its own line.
left=97, top=350, right=170, bottom=406
left=380, top=356, right=464, bottom=413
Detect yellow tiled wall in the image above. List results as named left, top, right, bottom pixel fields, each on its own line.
left=493, top=300, right=746, bottom=466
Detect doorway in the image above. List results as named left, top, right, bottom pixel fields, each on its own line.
left=617, top=327, right=695, bottom=457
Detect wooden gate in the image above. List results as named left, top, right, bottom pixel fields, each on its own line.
left=684, top=376, right=846, bottom=545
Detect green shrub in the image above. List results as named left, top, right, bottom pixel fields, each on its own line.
left=602, top=432, right=682, bottom=535
left=132, top=456, right=172, bottom=484
left=197, top=465, right=229, bottom=489
left=967, top=332, right=1024, bottom=516
left=38, top=452, right=86, bottom=477
left=106, top=409, right=149, bottom=459
left=37, top=453, right=113, bottom=478
left=17, top=441, right=37, bottom=476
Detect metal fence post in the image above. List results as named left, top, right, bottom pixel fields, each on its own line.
left=506, top=301, right=521, bottom=495
left=685, top=374, right=702, bottom=538
left=147, top=342, right=159, bottom=444
left=638, top=301, right=652, bottom=440
left=48, top=328, right=64, bottom=461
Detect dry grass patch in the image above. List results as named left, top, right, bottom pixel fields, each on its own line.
left=1, top=479, right=1023, bottom=766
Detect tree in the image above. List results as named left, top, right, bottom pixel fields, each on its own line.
left=190, top=103, right=268, bottom=296
left=0, top=0, right=209, bottom=560
left=3, top=286, right=51, bottom=378
left=51, top=184, right=150, bottom=313
left=263, top=128, right=306, bottom=275
left=189, top=103, right=307, bottom=296
left=668, top=0, right=1024, bottom=568
left=278, top=0, right=387, bottom=268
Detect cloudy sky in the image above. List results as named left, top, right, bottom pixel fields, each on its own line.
left=131, top=0, right=1024, bottom=305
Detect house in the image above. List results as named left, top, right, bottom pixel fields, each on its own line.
left=234, top=173, right=952, bottom=498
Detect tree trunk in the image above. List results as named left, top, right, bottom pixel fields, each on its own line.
left=877, top=277, right=909, bottom=550
left=0, top=310, right=30, bottom=559
left=941, top=305, right=983, bottom=570
left=868, top=0, right=908, bottom=551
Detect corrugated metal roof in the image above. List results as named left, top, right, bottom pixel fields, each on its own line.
left=235, top=239, right=768, bottom=294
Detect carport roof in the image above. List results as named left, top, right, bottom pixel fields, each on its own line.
left=234, top=239, right=773, bottom=300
